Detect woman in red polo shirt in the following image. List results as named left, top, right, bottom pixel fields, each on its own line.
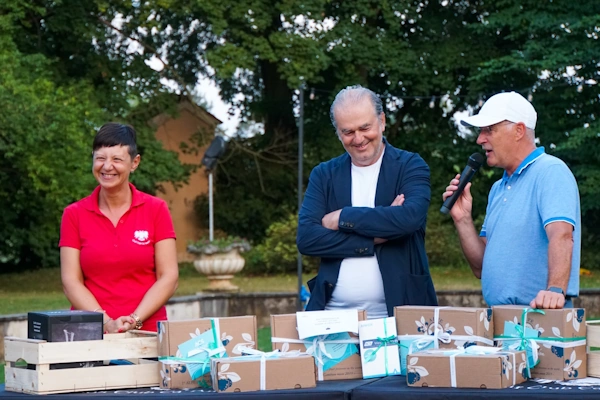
left=59, top=123, right=179, bottom=333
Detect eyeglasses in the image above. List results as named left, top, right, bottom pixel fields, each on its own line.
left=479, top=121, right=514, bottom=135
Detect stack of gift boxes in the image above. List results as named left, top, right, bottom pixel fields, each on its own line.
left=158, top=315, right=316, bottom=392
left=397, top=305, right=587, bottom=388
left=152, top=305, right=588, bottom=392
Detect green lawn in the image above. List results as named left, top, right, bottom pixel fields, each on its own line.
left=2, top=264, right=600, bottom=315
left=257, top=327, right=271, bottom=352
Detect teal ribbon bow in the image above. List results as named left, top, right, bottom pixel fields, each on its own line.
left=494, top=308, right=544, bottom=378
left=158, top=319, right=226, bottom=386
left=495, top=308, right=588, bottom=380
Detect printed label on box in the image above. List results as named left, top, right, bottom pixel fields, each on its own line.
left=296, top=309, right=359, bottom=339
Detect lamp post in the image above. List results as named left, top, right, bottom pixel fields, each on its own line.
left=201, top=136, right=227, bottom=242
left=297, top=85, right=305, bottom=311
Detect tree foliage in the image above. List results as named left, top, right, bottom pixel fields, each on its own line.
left=0, top=32, right=101, bottom=268
left=2, top=0, right=600, bottom=269
left=0, top=2, right=190, bottom=270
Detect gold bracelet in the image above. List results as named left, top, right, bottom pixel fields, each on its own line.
left=130, top=313, right=143, bottom=330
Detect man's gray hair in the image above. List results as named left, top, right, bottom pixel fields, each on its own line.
left=330, top=85, right=383, bottom=131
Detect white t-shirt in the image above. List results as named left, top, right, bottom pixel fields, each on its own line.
left=325, top=149, right=388, bottom=319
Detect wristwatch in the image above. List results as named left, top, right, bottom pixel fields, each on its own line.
left=130, top=313, right=143, bottom=330
left=547, top=286, right=565, bottom=297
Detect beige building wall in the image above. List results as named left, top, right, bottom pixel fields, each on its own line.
left=153, top=101, right=222, bottom=261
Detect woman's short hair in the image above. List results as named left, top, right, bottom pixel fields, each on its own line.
left=93, top=123, right=138, bottom=160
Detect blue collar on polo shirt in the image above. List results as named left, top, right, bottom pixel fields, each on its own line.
left=501, top=146, right=545, bottom=183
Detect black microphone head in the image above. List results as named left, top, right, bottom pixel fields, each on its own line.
left=467, top=153, right=484, bottom=169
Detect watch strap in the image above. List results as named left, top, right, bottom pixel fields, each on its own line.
left=547, top=286, right=565, bottom=297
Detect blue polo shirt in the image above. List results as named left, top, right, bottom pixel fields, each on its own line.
left=480, top=147, right=581, bottom=306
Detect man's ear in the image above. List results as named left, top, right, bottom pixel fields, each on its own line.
left=514, top=122, right=527, bottom=141
left=379, top=112, right=386, bottom=132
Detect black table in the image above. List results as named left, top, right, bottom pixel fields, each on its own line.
left=351, top=375, right=600, bottom=400
left=5, top=377, right=600, bottom=399
left=0, top=379, right=376, bottom=400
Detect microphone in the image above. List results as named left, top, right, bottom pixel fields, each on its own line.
left=440, top=153, right=485, bottom=214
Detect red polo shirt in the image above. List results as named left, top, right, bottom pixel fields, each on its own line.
left=59, top=183, right=176, bottom=331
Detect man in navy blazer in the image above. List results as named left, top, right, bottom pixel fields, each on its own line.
left=297, top=85, right=438, bottom=318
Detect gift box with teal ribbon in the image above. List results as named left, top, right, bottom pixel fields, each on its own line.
left=159, top=319, right=227, bottom=388
left=395, top=306, right=494, bottom=375
left=493, top=306, right=587, bottom=380
left=358, top=317, right=401, bottom=379
left=270, top=311, right=365, bottom=381
left=157, top=316, right=257, bottom=389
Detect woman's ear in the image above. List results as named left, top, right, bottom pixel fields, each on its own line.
left=131, top=154, right=141, bottom=172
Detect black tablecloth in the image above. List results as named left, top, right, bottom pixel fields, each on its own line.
left=351, top=375, right=600, bottom=400
left=5, top=377, right=600, bottom=399
left=0, top=380, right=376, bottom=400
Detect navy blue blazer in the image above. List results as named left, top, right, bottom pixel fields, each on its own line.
left=297, top=140, right=438, bottom=316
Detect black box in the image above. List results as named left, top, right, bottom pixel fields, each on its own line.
left=28, top=310, right=103, bottom=342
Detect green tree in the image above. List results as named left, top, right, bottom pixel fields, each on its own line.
left=110, top=0, right=333, bottom=240
left=0, top=2, right=190, bottom=269
left=0, top=33, right=102, bottom=268
left=6, top=1, right=190, bottom=194
left=9, top=0, right=598, bottom=269
left=132, top=0, right=498, bottom=240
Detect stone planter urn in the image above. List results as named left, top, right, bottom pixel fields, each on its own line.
left=187, top=237, right=251, bottom=292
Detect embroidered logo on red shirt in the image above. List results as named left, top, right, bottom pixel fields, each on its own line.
left=133, top=230, right=150, bottom=245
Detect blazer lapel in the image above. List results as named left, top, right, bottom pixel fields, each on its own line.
left=331, top=154, right=352, bottom=209
left=375, top=141, right=400, bottom=207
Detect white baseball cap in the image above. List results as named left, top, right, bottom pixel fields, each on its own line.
left=460, top=91, right=537, bottom=130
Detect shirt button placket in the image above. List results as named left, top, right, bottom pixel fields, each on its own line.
left=115, top=219, right=121, bottom=247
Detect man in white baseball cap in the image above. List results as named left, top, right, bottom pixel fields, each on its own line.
left=442, top=91, right=581, bottom=310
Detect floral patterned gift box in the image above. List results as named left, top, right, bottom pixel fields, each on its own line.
left=211, top=350, right=316, bottom=392
left=492, top=306, right=587, bottom=381
left=394, top=306, right=494, bottom=375
left=157, top=316, right=257, bottom=389
left=270, top=310, right=366, bottom=381
left=406, top=347, right=527, bottom=389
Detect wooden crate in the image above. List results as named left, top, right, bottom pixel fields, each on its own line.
left=587, top=320, right=600, bottom=377
left=4, top=331, right=159, bottom=395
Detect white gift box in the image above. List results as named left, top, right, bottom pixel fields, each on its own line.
left=358, top=317, right=401, bottom=379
